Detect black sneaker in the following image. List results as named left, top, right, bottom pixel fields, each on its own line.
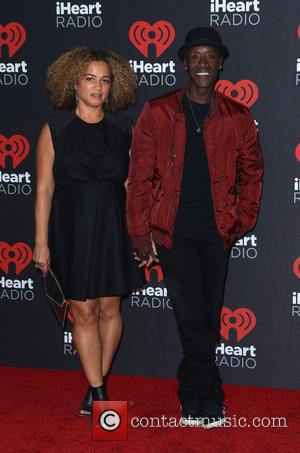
left=180, top=402, right=226, bottom=429
left=180, top=402, right=205, bottom=427
left=200, top=402, right=226, bottom=429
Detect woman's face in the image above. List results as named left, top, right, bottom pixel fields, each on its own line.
left=75, top=61, right=111, bottom=108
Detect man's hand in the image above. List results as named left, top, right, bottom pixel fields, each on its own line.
left=134, top=238, right=159, bottom=268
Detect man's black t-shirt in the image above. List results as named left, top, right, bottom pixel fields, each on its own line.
left=175, top=96, right=216, bottom=227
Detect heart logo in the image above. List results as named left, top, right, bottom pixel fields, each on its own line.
left=293, top=257, right=300, bottom=279
left=0, top=135, right=30, bottom=169
left=295, top=143, right=300, bottom=163
left=129, top=20, right=175, bottom=57
left=0, top=22, right=26, bottom=58
left=215, top=79, right=259, bottom=107
left=220, top=307, right=256, bottom=341
left=0, top=242, right=32, bottom=275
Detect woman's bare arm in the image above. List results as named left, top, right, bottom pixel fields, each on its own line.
left=33, top=123, right=55, bottom=275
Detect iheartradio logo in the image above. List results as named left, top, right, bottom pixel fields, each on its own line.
left=129, top=20, right=175, bottom=57
left=0, top=241, right=32, bottom=275
left=220, top=307, right=256, bottom=341
left=0, top=135, right=30, bottom=169
left=215, top=79, right=259, bottom=107
left=0, top=22, right=26, bottom=58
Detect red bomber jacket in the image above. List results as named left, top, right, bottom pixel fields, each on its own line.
left=127, top=88, right=264, bottom=250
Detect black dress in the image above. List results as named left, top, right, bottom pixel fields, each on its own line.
left=47, top=110, right=144, bottom=301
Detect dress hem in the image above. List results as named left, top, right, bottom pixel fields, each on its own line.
left=66, top=286, right=145, bottom=302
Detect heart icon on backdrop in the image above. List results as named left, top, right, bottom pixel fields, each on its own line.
left=0, top=22, right=26, bottom=58
left=220, top=306, right=256, bottom=341
left=0, top=135, right=30, bottom=169
left=293, top=257, right=300, bottom=279
left=295, top=143, right=300, bottom=163
left=129, top=20, right=175, bottom=57
left=0, top=242, right=33, bottom=275
left=215, top=79, right=259, bottom=107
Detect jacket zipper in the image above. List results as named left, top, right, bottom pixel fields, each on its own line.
left=169, top=100, right=182, bottom=227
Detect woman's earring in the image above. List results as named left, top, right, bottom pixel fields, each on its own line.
left=75, top=91, right=78, bottom=102
left=219, top=64, right=223, bottom=72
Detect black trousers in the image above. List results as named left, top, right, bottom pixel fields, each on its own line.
left=157, top=213, right=229, bottom=405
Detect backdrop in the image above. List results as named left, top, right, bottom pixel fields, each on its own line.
left=1, top=0, right=299, bottom=390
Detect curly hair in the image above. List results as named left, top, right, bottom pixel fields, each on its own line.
left=46, top=47, right=137, bottom=111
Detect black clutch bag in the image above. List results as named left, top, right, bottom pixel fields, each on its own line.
left=43, top=266, right=69, bottom=329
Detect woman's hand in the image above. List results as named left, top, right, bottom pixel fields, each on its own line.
left=33, top=244, right=50, bottom=276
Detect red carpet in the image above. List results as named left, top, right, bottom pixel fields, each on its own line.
left=0, top=367, right=299, bottom=452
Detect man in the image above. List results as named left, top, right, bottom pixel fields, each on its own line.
left=127, top=27, right=263, bottom=429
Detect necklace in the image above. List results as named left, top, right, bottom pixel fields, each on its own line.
left=187, top=92, right=211, bottom=133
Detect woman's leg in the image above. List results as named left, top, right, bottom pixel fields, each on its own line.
left=98, top=296, right=122, bottom=376
left=70, top=298, right=103, bottom=387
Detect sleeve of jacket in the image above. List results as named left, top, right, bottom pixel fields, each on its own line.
left=236, top=109, right=264, bottom=238
left=126, top=102, right=156, bottom=249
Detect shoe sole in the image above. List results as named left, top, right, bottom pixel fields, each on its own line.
left=179, top=405, right=226, bottom=429
left=180, top=416, right=204, bottom=427
left=78, top=411, right=92, bottom=417
left=201, top=416, right=226, bottom=429
left=180, top=416, right=226, bottom=429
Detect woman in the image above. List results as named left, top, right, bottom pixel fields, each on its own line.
left=33, top=47, right=144, bottom=416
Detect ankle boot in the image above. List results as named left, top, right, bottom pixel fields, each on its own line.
left=78, top=375, right=108, bottom=416
left=91, top=383, right=108, bottom=401
left=78, top=385, right=93, bottom=416
left=89, top=382, right=108, bottom=425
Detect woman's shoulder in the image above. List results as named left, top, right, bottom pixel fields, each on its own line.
left=47, top=109, right=75, bottom=138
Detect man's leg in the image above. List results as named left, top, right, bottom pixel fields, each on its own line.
left=157, top=226, right=229, bottom=406
left=194, top=230, right=230, bottom=404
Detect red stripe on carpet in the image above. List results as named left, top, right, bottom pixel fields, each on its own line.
left=0, top=367, right=299, bottom=452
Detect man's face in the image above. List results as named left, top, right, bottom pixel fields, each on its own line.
left=184, top=46, right=222, bottom=89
